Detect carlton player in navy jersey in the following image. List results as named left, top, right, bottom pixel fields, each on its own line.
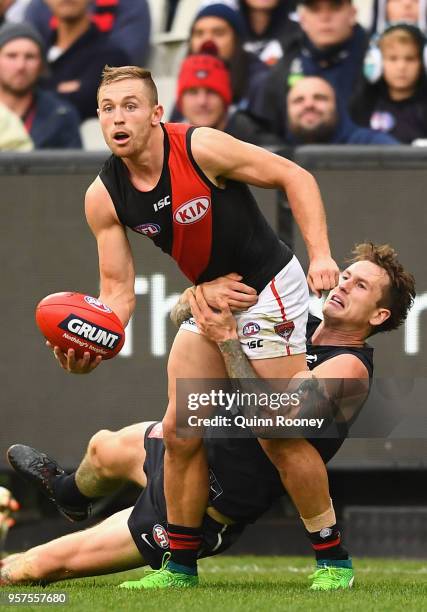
left=47, top=65, right=344, bottom=588
left=6, top=244, right=415, bottom=590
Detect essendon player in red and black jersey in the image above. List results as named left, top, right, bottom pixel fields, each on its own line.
left=99, top=122, right=292, bottom=292
left=49, top=65, right=341, bottom=588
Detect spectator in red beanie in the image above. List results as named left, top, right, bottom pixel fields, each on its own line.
left=177, top=50, right=233, bottom=131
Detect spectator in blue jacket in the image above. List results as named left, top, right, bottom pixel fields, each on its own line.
left=41, top=0, right=129, bottom=120
left=254, top=0, right=368, bottom=134
left=0, top=22, right=81, bottom=148
left=285, top=76, right=399, bottom=143
left=25, top=0, right=150, bottom=64
left=228, top=75, right=398, bottom=143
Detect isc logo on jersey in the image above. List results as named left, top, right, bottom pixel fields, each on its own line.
left=174, top=197, right=210, bottom=225
left=153, top=195, right=171, bottom=212
left=58, top=314, right=122, bottom=349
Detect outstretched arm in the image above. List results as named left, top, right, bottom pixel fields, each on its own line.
left=191, top=128, right=339, bottom=297
left=49, top=178, right=136, bottom=374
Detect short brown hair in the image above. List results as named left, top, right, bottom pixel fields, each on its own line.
left=348, top=243, right=416, bottom=335
left=97, top=65, right=158, bottom=105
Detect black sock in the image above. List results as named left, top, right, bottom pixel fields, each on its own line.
left=307, top=524, right=349, bottom=562
left=167, top=523, right=201, bottom=575
left=52, top=473, right=93, bottom=508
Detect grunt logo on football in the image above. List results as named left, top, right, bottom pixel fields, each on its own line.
left=152, top=524, right=169, bottom=549
left=84, top=295, right=112, bottom=313
left=133, top=223, right=161, bottom=237
left=243, top=322, right=260, bottom=337
left=58, top=314, right=122, bottom=349
left=174, top=197, right=210, bottom=225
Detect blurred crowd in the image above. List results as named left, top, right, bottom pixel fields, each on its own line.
left=1, top=0, right=427, bottom=150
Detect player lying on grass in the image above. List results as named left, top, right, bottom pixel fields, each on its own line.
left=3, top=243, right=415, bottom=591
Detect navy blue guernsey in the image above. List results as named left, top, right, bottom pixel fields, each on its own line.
left=98, top=122, right=292, bottom=293
left=204, top=315, right=374, bottom=522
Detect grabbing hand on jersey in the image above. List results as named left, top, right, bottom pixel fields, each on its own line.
left=201, top=273, right=258, bottom=311
left=188, top=286, right=238, bottom=343
left=171, top=274, right=257, bottom=328
left=307, top=255, right=340, bottom=298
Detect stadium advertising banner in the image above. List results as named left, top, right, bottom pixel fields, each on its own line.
left=0, top=150, right=425, bottom=469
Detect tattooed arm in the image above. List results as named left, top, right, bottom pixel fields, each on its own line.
left=188, top=286, right=369, bottom=437
left=170, top=287, right=194, bottom=327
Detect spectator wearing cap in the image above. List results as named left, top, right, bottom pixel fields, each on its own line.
left=41, top=0, right=129, bottom=121
left=24, top=0, right=151, bottom=64
left=188, top=1, right=269, bottom=113
left=239, top=0, right=300, bottom=66
left=0, top=22, right=81, bottom=148
left=229, top=75, right=398, bottom=144
left=351, top=24, right=427, bottom=143
left=177, top=51, right=233, bottom=131
left=0, top=101, right=34, bottom=150
left=254, top=0, right=368, bottom=137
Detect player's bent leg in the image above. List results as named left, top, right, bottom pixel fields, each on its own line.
left=0, top=509, right=143, bottom=585
left=163, top=329, right=227, bottom=528
left=77, top=421, right=155, bottom=495
left=258, top=437, right=331, bottom=518
left=159, top=329, right=228, bottom=585
left=252, top=357, right=352, bottom=583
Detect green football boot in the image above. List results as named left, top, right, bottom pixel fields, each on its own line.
left=119, top=553, right=199, bottom=590
left=309, top=561, right=354, bottom=591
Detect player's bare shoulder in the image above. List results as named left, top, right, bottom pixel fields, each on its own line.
left=190, top=126, right=238, bottom=177
left=85, top=176, right=120, bottom=233
left=313, top=353, right=369, bottom=380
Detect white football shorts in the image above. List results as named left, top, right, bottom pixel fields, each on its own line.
left=180, top=255, right=309, bottom=360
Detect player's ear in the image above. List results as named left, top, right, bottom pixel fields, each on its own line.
left=151, top=104, right=164, bottom=126
left=369, top=307, right=390, bottom=329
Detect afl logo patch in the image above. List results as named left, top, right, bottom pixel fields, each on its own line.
left=84, top=296, right=112, bottom=313
left=133, top=223, right=161, bottom=237
left=152, top=524, right=169, bottom=549
left=243, top=322, right=260, bottom=337
left=174, top=197, right=210, bottom=225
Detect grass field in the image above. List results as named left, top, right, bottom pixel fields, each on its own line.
left=2, top=556, right=427, bottom=612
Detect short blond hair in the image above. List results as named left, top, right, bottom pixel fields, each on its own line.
left=97, top=65, right=158, bottom=105
left=379, top=28, right=421, bottom=55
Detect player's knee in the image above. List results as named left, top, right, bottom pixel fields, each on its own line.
left=260, top=438, right=303, bottom=473
left=162, top=418, right=201, bottom=457
left=87, top=429, right=120, bottom=478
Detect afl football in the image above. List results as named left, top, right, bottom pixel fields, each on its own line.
left=35, top=292, right=125, bottom=360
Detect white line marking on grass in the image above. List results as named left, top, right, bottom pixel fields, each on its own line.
left=199, top=565, right=427, bottom=575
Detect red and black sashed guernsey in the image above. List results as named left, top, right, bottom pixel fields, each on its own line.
left=99, top=123, right=293, bottom=293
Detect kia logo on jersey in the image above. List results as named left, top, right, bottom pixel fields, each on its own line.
left=133, top=223, right=161, bottom=237
left=174, top=197, right=210, bottom=225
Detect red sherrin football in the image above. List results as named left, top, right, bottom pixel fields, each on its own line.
left=35, top=292, right=125, bottom=360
